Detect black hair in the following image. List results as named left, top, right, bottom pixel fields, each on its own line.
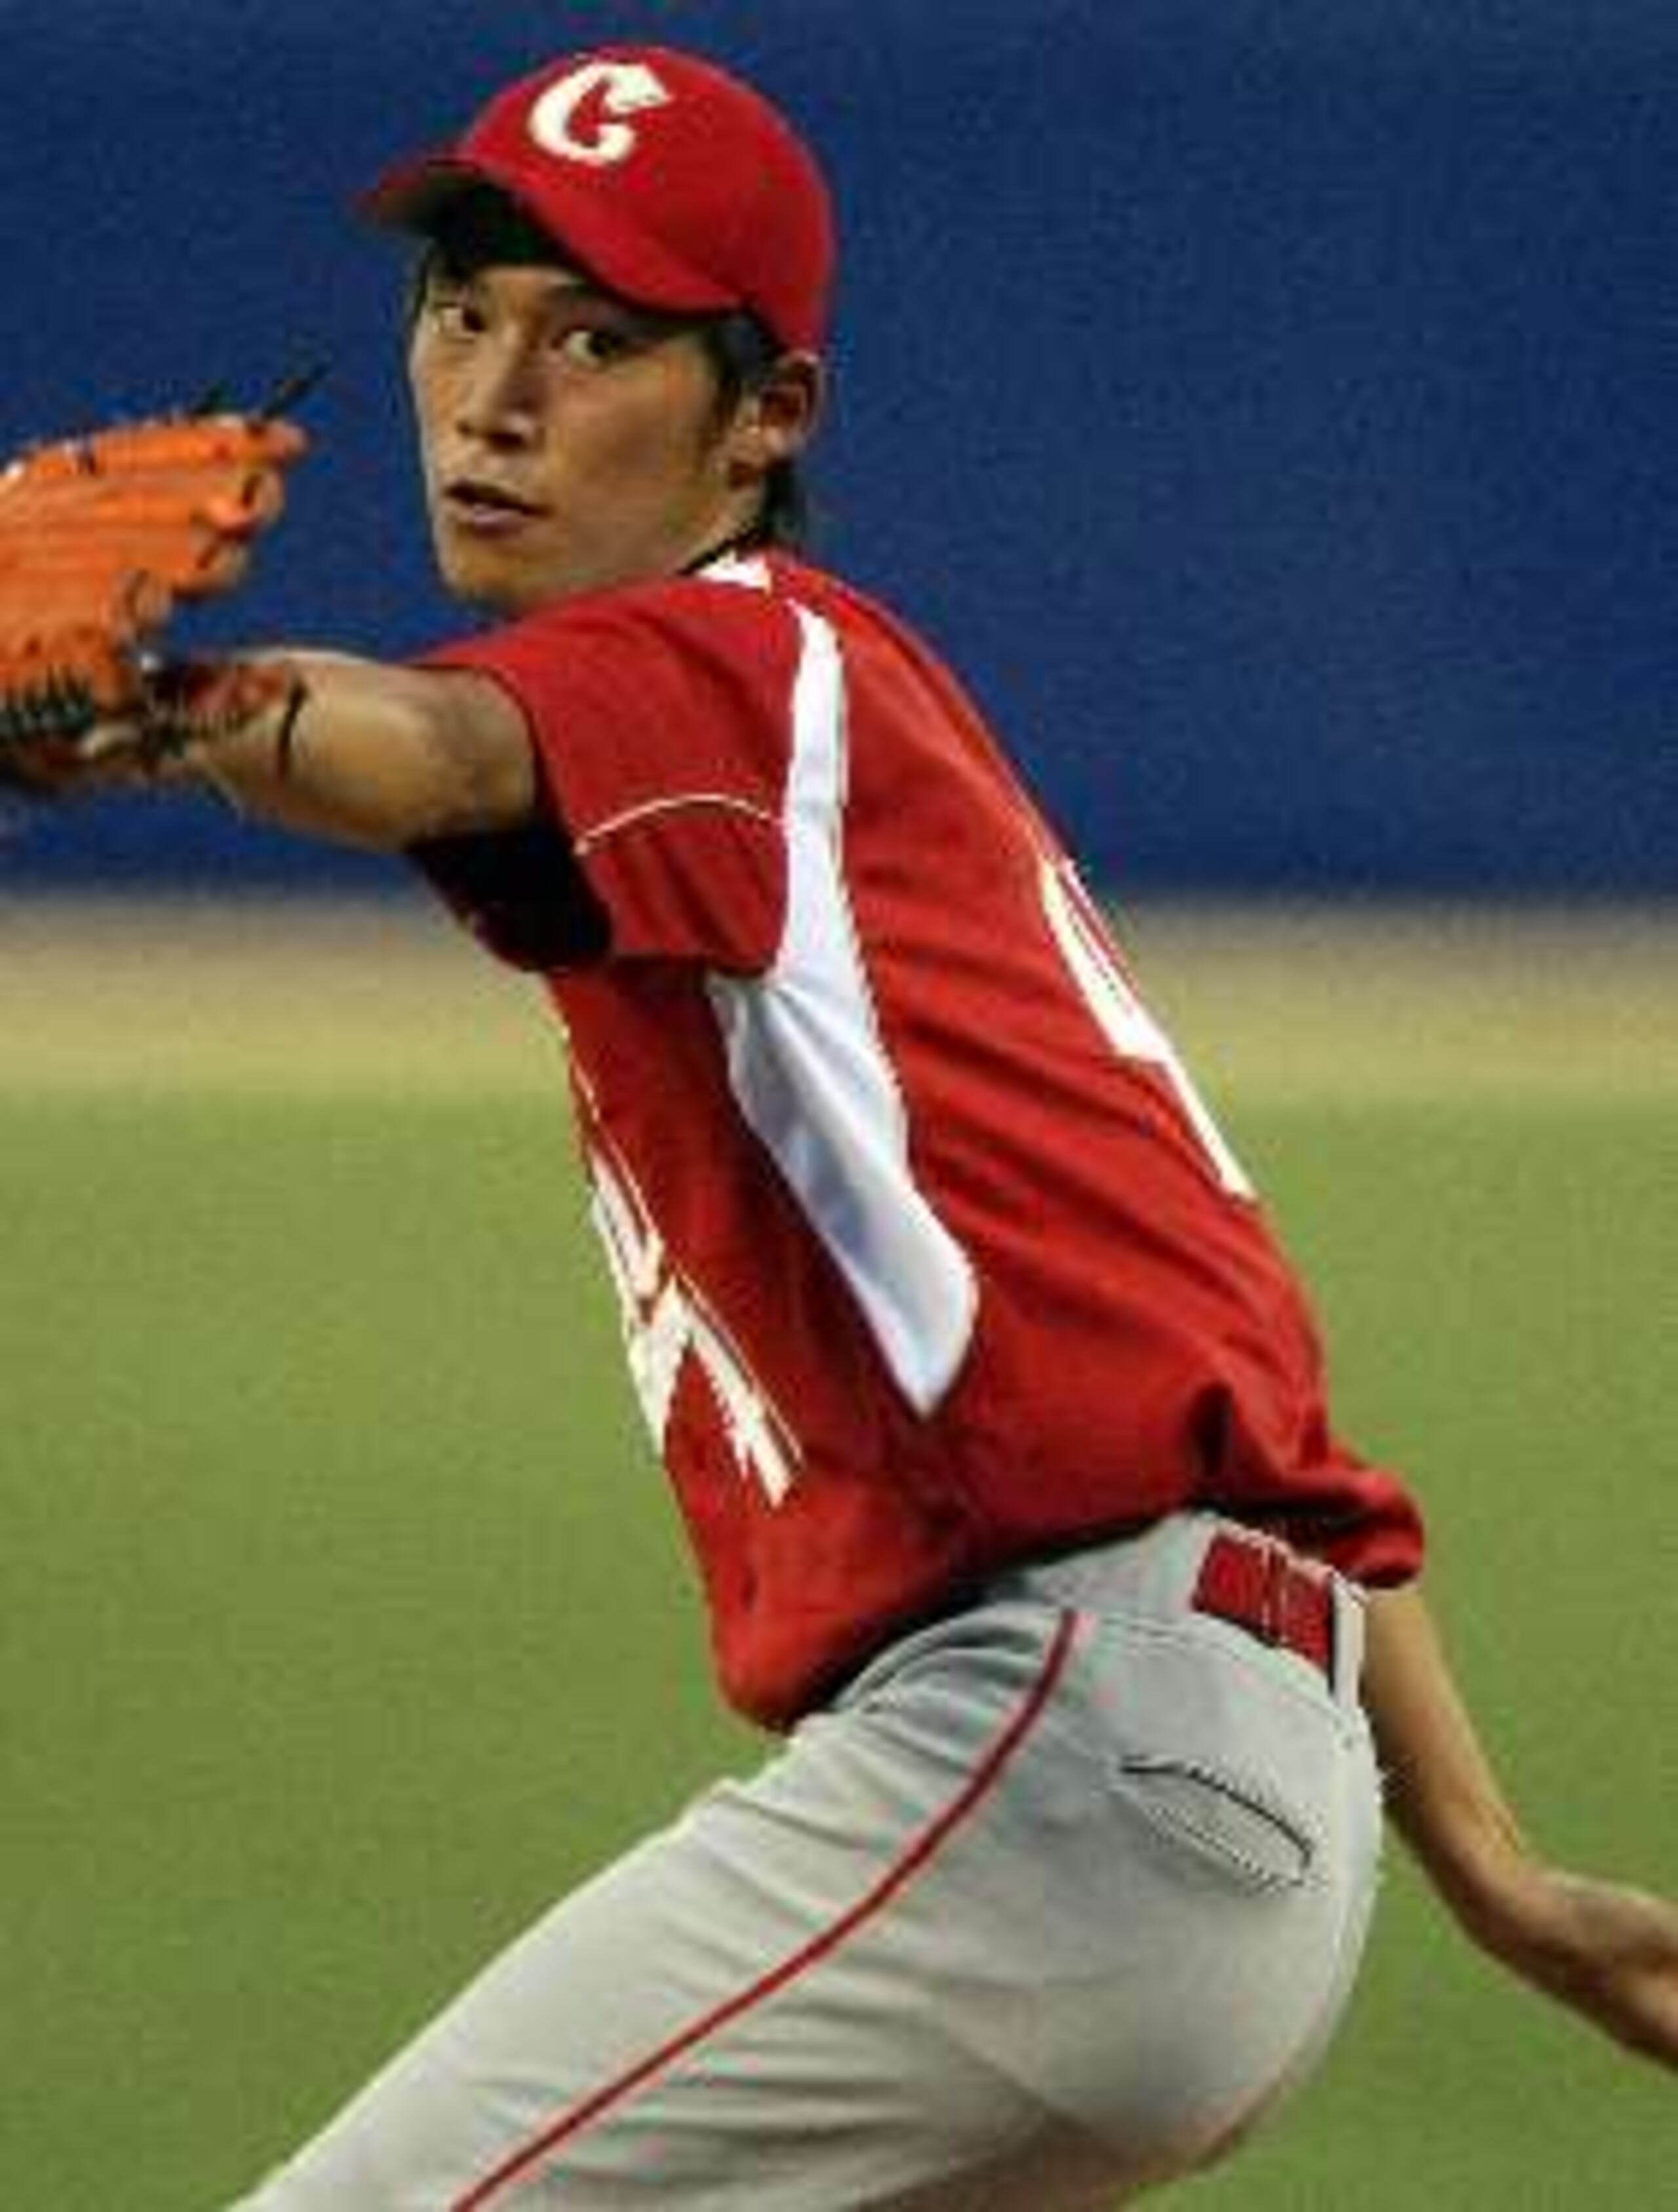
left=406, top=185, right=811, bottom=552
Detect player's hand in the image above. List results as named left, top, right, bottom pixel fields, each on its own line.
left=1476, top=1859, right=1678, bottom=2072
left=0, top=660, right=302, bottom=802
left=0, top=395, right=309, bottom=800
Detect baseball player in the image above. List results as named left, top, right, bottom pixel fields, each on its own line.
left=6, top=43, right=1674, bottom=2211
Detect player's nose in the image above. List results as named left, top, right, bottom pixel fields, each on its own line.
left=456, top=340, right=544, bottom=448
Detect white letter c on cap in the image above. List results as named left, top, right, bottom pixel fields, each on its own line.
left=528, top=60, right=672, bottom=168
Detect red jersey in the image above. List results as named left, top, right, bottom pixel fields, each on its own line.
left=416, top=551, right=1423, bottom=1727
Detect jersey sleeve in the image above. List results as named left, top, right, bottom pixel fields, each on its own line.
left=416, top=578, right=799, bottom=974
left=407, top=809, right=612, bottom=974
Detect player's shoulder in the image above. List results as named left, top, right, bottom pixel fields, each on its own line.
left=522, top=552, right=824, bottom=653
left=638, top=547, right=861, bottom=633
left=568, top=551, right=905, bottom=671
left=435, top=550, right=920, bottom=684
left=740, top=549, right=899, bottom=633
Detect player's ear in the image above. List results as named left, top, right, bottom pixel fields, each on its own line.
left=725, top=353, right=824, bottom=481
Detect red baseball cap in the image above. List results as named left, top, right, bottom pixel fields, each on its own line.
left=361, top=46, right=835, bottom=354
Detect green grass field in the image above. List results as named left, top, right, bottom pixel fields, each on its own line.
left=2, top=899, right=1673, bottom=2207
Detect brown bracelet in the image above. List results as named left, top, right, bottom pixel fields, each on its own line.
left=273, top=677, right=309, bottom=781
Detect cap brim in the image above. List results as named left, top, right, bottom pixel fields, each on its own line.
left=359, top=152, right=490, bottom=233
left=358, top=149, right=738, bottom=321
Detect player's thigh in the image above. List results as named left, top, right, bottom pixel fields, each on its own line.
left=229, top=1587, right=1380, bottom=2208
left=226, top=1604, right=1085, bottom=2210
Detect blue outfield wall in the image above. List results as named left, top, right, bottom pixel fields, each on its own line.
left=1, top=0, right=1672, bottom=896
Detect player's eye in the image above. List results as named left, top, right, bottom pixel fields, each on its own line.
left=551, top=325, right=637, bottom=370
left=425, top=289, right=488, bottom=341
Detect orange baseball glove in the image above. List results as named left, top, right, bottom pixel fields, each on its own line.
left=0, top=393, right=311, bottom=797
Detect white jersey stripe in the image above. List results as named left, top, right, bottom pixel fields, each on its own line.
left=706, top=604, right=979, bottom=1415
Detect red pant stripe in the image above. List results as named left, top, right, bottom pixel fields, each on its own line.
left=452, top=1606, right=1081, bottom=2209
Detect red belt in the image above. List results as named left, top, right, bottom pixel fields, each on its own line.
left=1192, top=1531, right=1337, bottom=1682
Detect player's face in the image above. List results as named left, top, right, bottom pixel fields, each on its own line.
left=409, top=259, right=758, bottom=612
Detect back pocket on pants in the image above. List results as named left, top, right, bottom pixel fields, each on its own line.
left=1110, top=1753, right=1317, bottom=1893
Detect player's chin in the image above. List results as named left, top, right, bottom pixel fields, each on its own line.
left=433, top=536, right=548, bottom=618
left=437, top=513, right=612, bottom=613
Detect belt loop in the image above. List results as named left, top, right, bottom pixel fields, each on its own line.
left=1257, top=1541, right=1289, bottom=1647
left=1332, top=1579, right=1367, bottom=1712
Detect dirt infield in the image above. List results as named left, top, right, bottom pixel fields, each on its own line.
left=1, top=892, right=1673, bottom=1101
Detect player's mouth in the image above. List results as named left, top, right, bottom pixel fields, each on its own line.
left=442, top=478, right=549, bottom=536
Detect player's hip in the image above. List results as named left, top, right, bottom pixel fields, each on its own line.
left=804, top=1512, right=1382, bottom=2175
left=228, top=1516, right=1381, bottom=2208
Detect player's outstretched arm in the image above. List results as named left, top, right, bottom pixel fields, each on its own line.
left=1, top=626, right=538, bottom=848
left=168, top=650, right=539, bottom=848
left=1362, top=1583, right=1678, bottom=2072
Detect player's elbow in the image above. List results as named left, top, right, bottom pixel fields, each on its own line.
left=380, top=667, right=538, bottom=845
left=272, top=656, right=539, bottom=850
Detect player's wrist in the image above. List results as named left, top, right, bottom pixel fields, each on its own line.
left=161, top=657, right=311, bottom=803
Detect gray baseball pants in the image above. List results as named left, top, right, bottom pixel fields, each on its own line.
left=227, top=1512, right=1382, bottom=2207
